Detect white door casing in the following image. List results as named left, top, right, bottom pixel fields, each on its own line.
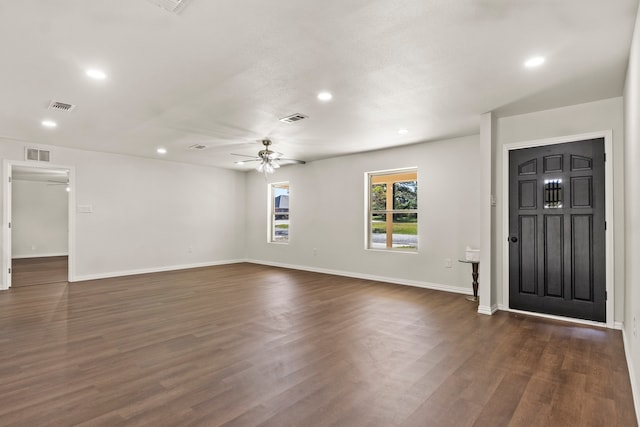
left=1, top=160, right=76, bottom=290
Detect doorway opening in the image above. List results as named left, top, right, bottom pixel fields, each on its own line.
left=2, top=161, right=75, bottom=290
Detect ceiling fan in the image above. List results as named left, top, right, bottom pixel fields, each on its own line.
left=232, top=139, right=305, bottom=175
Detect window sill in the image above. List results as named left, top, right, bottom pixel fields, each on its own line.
left=365, top=248, right=418, bottom=254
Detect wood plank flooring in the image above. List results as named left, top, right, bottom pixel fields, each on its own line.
left=0, top=263, right=635, bottom=426
left=11, top=256, right=68, bottom=287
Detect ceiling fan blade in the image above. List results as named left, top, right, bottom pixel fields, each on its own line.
left=276, top=158, right=306, bottom=165
left=234, top=159, right=262, bottom=164
left=231, top=153, right=260, bottom=159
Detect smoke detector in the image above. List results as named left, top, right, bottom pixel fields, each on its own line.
left=279, top=113, right=308, bottom=124
left=48, top=101, right=76, bottom=113
left=146, top=0, right=192, bottom=13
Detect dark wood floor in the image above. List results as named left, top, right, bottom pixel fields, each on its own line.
left=0, top=263, right=635, bottom=426
left=11, top=256, right=68, bottom=287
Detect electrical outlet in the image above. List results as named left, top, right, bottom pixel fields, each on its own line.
left=313, top=248, right=318, bottom=256
left=188, top=246, right=193, bottom=253
left=445, top=258, right=452, bottom=268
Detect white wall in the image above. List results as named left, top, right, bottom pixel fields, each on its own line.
left=0, top=139, right=247, bottom=281
left=245, top=135, right=482, bottom=293
left=493, top=97, right=626, bottom=322
left=12, top=180, right=68, bottom=258
left=624, top=1, right=640, bottom=416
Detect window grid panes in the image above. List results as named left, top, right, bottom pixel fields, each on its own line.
left=368, top=170, right=418, bottom=251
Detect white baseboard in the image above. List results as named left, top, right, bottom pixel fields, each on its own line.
left=72, top=259, right=246, bottom=282
left=246, top=259, right=473, bottom=296
left=12, top=252, right=68, bottom=259
left=614, top=321, right=624, bottom=330
left=622, top=328, right=640, bottom=424
left=478, top=304, right=499, bottom=315
left=71, top=258, right=472, bottom=299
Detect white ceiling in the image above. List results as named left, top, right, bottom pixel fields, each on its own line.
left=0, top=0, right=637, bottom=170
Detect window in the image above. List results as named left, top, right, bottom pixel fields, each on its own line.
left=269, top=182, right=289, bottom=243
left=367, top=169, right=418, bottom=251
left=544, top=178, right=563, bottom=208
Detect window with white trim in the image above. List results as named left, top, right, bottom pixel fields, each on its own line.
left=269, top=182, right=289, bottom=243
left=367, top=169, right=418, bottom=251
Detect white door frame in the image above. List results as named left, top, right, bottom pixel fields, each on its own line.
left=501, top=130, right=614, bottom=328
left=1, top=160, right=76, bottom=290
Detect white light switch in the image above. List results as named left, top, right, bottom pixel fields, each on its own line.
left=77, top=204, right=93, bottom=213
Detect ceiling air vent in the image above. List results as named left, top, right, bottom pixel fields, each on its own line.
left=146, top=0, right=191, bottom=13
left=25, top=148, right=51, bottom=163
left=279, top=113, right=308, bottom=124
left=188, top=144, right=208, bottom=150
left=48, top=101, right=76, bottom=112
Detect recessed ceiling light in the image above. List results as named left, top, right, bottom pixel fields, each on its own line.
left=41, top=120, right=57, bottom=128
left=317, top=92, right=333, bottom=101
left=86, top=69, right=107, bottom=79
left=524, top=56, right=545, bottom=68
left=398, top=129, right=409, bottom=135
left=156, top=148, right=167, bottom=154
left=235, top=161, right=245, bottom=166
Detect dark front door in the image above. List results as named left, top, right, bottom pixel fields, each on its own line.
left=509, top=138, right=606, bottom=322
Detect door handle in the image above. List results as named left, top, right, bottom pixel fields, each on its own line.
left=509, top=236, right=518, bottom=243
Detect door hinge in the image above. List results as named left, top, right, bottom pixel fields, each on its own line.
left=8, top=176, right=11, bottom=183
left=8, top=222, right=11, bottom=229
left=604, top=153, right=606, bottom=162
left=606, top=291, right=608, bottom=300
left=8, top=268, right=11, bottom=274
left=605, top=221, right=607, bottom=230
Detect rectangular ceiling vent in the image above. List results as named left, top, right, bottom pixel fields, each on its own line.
left=188, top=144, right=208, bottom=150
left=48, top=101, right=76, bottom=113
left=279, top=113, right=308, bottom=124
left=25, top=147, right=51, bottom=163
left=146, top=0, right=191, bottom=13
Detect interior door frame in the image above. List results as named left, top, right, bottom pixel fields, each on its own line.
left=502, top=130, right=614, bottom=328
left=1, top=160, right=76, bottom=290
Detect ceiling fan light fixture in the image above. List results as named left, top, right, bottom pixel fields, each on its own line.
left=232, top=138, right=304, bottom=175
left=256, top=157, right=277, bottom=176
left=264, top=162, right=274, bottom=174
